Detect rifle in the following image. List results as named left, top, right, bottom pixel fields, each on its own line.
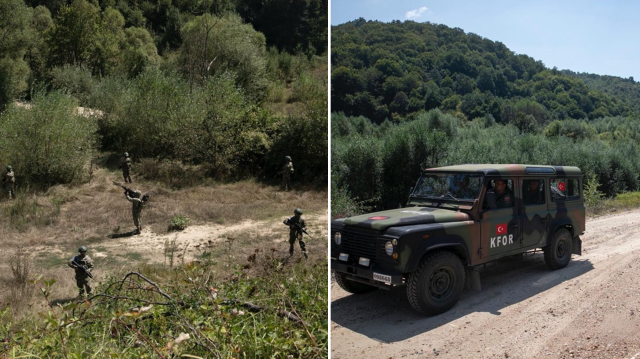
left=71, top=260, right=94, bottom=280
left=112, top=181, right=136, bottom=198
left=285, top=219, right=310, bottom=236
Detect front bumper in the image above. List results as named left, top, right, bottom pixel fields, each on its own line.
left=332, top=259, right=404, bottom=286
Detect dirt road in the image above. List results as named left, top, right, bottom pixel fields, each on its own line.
left=331, top=209, right=640, bottom=359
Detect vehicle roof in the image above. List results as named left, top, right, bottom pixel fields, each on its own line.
left=424, top=164, right=582, bottom=176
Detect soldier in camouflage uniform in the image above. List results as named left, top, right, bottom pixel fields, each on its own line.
left=68, top=246, right=93, bottom=298
left=2, top=165, right=15, bottom=200
left=125, top=189, right=147, bottom=234
left=120, top=152, right=132, bottom=183
left=281, top=156, right=294, bottom=191
left=283, top=208, right=308, bottom=259
left=494, top=179, right=513, bottom=208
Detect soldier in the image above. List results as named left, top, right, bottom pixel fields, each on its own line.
left=494, top=179, right=514, bottom=208
left=120, top=152, right=132, bottom=183
left=2, top=165, right=15, bottom=200
left=283, top=208, right=308, bottom=259
left=125, top=189, right=147, bottom=234
left=281, top=156, right=294, bottom=191
left=524, top=180, right=542, bottom=205
left=68, top=246, right=93, bottom=298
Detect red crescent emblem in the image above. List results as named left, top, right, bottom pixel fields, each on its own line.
left=558, top=182, right=566, bottom=191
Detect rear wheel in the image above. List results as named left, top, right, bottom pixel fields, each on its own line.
left=333, top=271, right=378, bottom=294
left=544, top=228, right=573, bottom=270
left=406, top=251, right=465, bottom=315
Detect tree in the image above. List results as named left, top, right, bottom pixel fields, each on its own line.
left=179, top=13, right=268, bottom=100
left=0, top=0, right=33, bottom=108
left=45, top=0, right=100, bottom=70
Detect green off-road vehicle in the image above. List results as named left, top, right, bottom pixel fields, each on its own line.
left=331, top=164, right=585, bottom=315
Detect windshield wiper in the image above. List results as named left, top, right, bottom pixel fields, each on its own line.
left=442, top=192, right=460, bottom=202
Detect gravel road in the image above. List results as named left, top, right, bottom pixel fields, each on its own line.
left=330, top=210, right=640, bottom=359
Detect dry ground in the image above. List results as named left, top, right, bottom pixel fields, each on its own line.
left=0, top=168, right=328, bottom=313
left=331, top=209, right=640, bottom=359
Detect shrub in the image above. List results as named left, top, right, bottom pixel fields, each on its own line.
left=0, top=90, right=98, bottom=188
left=169, top=215, right=190, bottom=231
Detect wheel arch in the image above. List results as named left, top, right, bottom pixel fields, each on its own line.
left=405, top=236, right=469, bottom=274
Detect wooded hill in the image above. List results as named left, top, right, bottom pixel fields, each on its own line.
left=331, top=19, right=640, bottom=217
left=332, top=18, right=635, bottom=125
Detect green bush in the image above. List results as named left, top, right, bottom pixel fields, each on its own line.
left=169, top=215, right=190, bottom=231
left=0, top=91, right=98, bottom=187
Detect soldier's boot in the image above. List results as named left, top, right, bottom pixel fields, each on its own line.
left=303, top=251, right=308, bottom=259
left=8, top=191, right=12, bottom=200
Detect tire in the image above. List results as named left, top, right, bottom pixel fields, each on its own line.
left=406, top=251, right=465, bottom=316
left=333, top=271, right=377, bottom=294
left=544, top=228, right=573, bottom=270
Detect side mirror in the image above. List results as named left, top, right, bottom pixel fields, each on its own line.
left=485, top=190, right=496, bottom=209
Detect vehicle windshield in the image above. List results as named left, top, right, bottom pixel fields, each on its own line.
left=411, top=173, right=484, bottom=201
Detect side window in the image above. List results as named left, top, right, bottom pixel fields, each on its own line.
left=551, top=178, right=580, bottom=201
left=483, top=178, right=515, bottom=210
left=523, top=179, right=546, bottom=205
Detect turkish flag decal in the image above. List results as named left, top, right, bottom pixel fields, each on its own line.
left=368, top=216, right=389, bottom=220
left=496, top=223, right=507, bottom=234
left=558, top=182, right=566, bottom=191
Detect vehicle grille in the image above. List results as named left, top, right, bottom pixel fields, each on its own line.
left=340, top=226, right=381, bottom=264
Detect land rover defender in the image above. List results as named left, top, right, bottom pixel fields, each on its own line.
left=331, top=164, right=585, bottom=315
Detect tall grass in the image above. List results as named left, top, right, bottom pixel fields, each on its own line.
left=1, top=253, right=328, bottom=358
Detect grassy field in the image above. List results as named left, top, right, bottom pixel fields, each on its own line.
left=0, top=161, right=328, bottom=358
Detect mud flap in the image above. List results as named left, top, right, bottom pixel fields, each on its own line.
left=572, top=236, right=582, bottom=255
left=464, top=266, right=481, bottom=291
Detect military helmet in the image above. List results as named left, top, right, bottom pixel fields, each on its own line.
left=6, top=165, right=11, bottom=171
left=124, top=152, right=129, bottom=157
left=294, top=208, right=302, bottom=215
left=285, top=156, right=292, bottom=162
left=78, top=246, right=87, bottom=253
left=134, top=190, right=142, bottom=198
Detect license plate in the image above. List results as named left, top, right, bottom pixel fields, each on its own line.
left=373, top=272, right=391, bottom=283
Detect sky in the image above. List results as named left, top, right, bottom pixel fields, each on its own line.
left=330, top=0, right=640, bottom=81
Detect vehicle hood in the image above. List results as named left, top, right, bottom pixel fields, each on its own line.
left=343, top=207, right=470, bottom=231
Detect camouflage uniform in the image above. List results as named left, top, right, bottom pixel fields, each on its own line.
left=120, top=153, right=132, bottom=183
left=2, top=166, right=15, bottom=200
left=283, top=209, right=307, bottom=258
left=282, top=157, right=294, bottom=191
left=68, top=249, right=93, bottom=297
left=495, top=188, right=514, bottom=208
left=126, top=191, right=146, bottom=234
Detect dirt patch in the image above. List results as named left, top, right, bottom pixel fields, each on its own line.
left=30, top=211, right=327, bottom=267
left=331, top=209, right=640, bottom=359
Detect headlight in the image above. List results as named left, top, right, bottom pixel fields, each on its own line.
left=385, top=241, right=394, bottom=256
left=334, top=232, right=342, bottom=245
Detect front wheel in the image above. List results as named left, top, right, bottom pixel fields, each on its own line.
left=333, top=271, right=378, bottom=294
left=544, top=228, right=573, bottom=270
left=406, top=251, right=465, bottom=315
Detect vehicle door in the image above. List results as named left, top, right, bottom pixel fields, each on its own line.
left=520, top=178, right=550, bottom=248
left=479, top=177, right=522, bottom=261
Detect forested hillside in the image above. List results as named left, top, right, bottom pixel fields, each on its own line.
left=563, top=70, right=640, bottom=114
left=331, top=19, right=640, bottom=217
left=1, top=0, right=328, bottom=188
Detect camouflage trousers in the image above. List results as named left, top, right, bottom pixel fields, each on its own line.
left=75, top=275, right=91, bottom=297
left=132, top=211, right=142, bottom=232
left=289, top=233, right=307, bottom=258
left=282, top=174, right=291, bottom=191
left=122, top=170, right=131, bottom=183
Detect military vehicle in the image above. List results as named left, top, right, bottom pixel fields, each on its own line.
left=331, top=164, right=585, bottom=315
